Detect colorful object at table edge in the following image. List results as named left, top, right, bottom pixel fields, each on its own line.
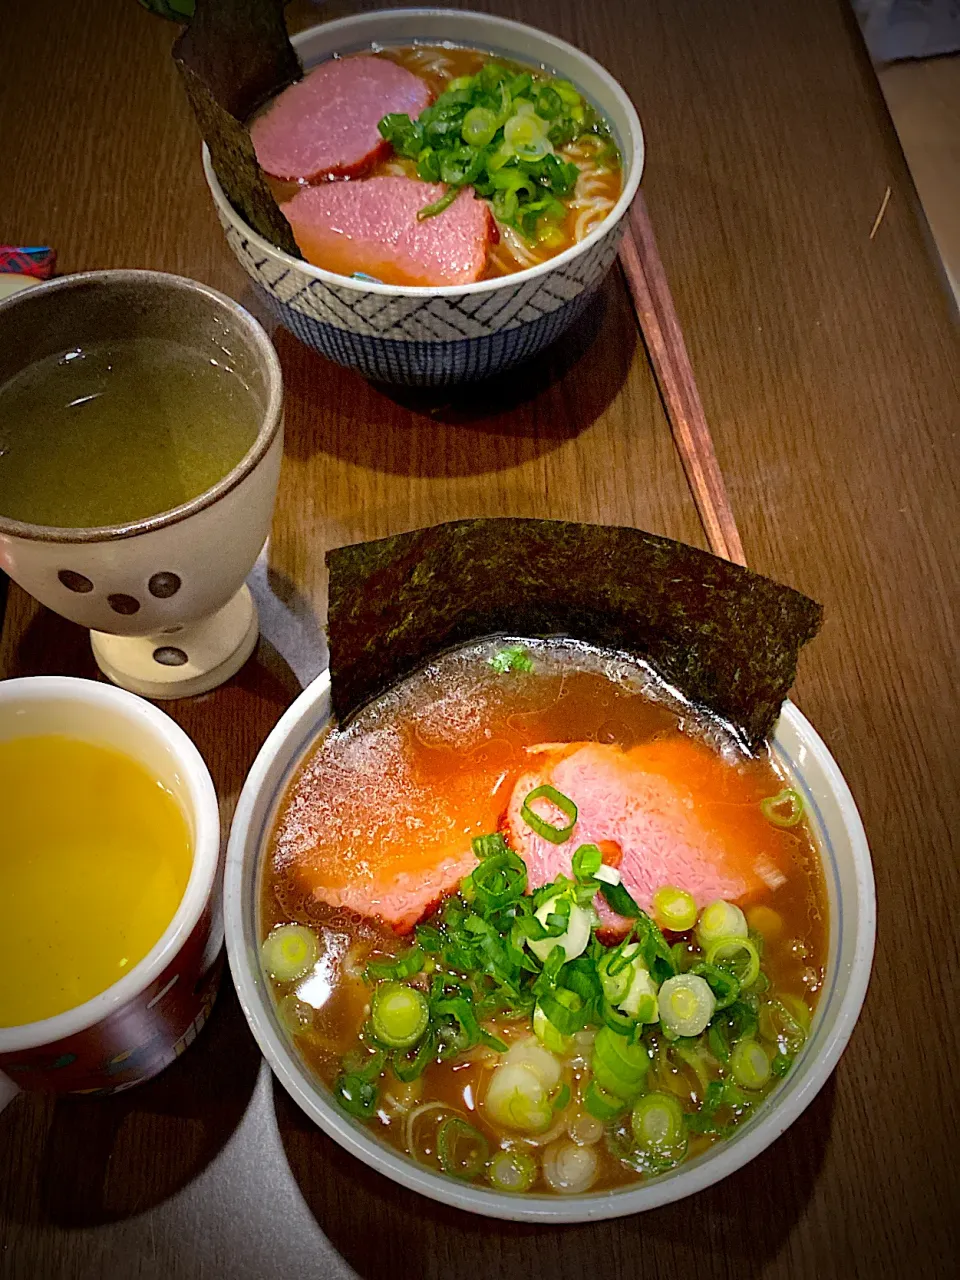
left=0, top=246, right=56, bottom=279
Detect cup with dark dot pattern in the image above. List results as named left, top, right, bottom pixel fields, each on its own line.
left=0, top=270, right=283, bottom=697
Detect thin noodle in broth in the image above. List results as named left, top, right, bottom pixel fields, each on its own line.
left=264, top=45, right=625, bottom=281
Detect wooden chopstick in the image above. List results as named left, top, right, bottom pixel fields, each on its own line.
left=618, top=193, right=747, bottom=567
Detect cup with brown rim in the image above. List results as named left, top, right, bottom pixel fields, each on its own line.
left=0, top=270, right=283, bottom=698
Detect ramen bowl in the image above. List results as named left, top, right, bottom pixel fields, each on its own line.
left=224, top=668, right=875, bottom=1222
left=0, top=676, right=221, bottom=1102
left=0, top=270, right=283, bottom=699
left=204, top=8, right=644, bottom=387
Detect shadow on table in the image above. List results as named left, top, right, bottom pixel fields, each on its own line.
left=34, top=977, right=260, bottom=1227
left=273, top=1072, right=836, bottom=1280
left=275, top=272, right=638, bottom=479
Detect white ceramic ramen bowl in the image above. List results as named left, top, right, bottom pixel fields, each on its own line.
left=224, top=668, right=875, bottom=1222
left=204, top=8, right=645, bottom=387
left=0, top=271, right=284, bottom=699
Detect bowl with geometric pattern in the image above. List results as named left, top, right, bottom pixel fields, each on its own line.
left=203, top=8, right=644, bottom=387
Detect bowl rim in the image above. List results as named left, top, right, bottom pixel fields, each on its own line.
left=203, top=6, right=645, bottom=300
left=0, top=270, right=283, bottom=546
left=224, top=664, right=876, bottom=1222
left=0, top=676, right=220, bottom=1053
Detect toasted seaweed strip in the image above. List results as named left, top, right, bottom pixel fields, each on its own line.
left=326, top=519, right=822, bottom=747
left=173, top=0, right=302, bottom=258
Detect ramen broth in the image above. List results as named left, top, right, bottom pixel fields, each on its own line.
left=261, top=642, right=827, bottom=1194
left=264, top=46, right=624, bottom=280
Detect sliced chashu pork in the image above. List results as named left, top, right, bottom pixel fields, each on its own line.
left=505, top=737, right=777, bottom=937
left=251, top=55, right=431, bottom=182
left=282, top=176, right=493, bottom=286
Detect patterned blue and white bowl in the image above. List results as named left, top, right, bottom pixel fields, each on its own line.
left=203, top=8, right=644, bottom=387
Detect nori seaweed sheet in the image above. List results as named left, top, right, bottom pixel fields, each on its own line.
left=326, top=519, right=823, bottom=748
left=173, top=0, right=303, bottom=258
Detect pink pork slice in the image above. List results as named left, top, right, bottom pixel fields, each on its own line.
left=282, top=176, right=493, bottom=287
left=250, top=55, right=431, bottom=182
left=504, top=741, right=764, bottom=938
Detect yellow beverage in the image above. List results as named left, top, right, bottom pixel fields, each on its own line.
left=0, top=735, right=193, bottom=1027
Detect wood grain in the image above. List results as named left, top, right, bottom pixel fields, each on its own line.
left=619, top=196, right=747, bottom=563
left=1, top=1, right=959, bottom=1278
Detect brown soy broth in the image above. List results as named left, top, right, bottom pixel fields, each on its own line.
left=260, top=641, right=828, bottom=1191
left=261, top=46, right=624, bottom=280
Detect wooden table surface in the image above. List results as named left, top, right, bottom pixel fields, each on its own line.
left=2, top=1, right=958, bottom=1277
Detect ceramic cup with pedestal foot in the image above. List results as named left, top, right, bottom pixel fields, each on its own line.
left=0, top=270, right=283, bottom=698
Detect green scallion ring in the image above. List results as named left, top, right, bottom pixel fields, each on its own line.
left=520, top=784, right=578, bottom=844
left=437, top=1117, right=489, bottom=1179
left=260, top=924, right=320, bottom=982
left=370, top=982, right=429, bottom=1050
left=760, top=787, right=804, bottom=828
left=704, top=937, right=762, bottom=990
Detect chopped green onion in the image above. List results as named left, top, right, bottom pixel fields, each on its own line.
left=657, top=974, right=717, bottom=1038
left=503, top=109, right=551, bottom=157
left=689, top=961, right=740, bottom=1010
left=553, top=79, right=582, bottom=106
left=571, top=843, right=602, bottom=879
left=591, top=1026, right=650, bottom=1100
left=484, top=1062, right=553, bottom=1132
left=391, top=1032, right=436, bottom=1082
left=708, top=999, right=760, bottom=1063
left=631, top=1092, right=688, bottom=1161
left=437, top=1117, right=488, bottom=1179
left=651, top=886, right=698, bottom=932
left=632, top=911, right=678, bottom=983
left=696, top=900, right=748, bottom=950
left=594, top=863, right=621, bottom=886
left=551, top=1081, right=571, bottom=1113
left=334, top=1072, right=378, bottom=1120
left=521, top=784, right=577, bottom=844
left=758, top=998, right=808, bottom=1055
left=537, top=986, right=586, bottom=1037
left=260, top=924, right=319, bottom=982
left=471, top=832, right=509, bottom=860
left=370, top=982, right=429, bottom=1050
left=730, top=1039, right=771, bottom=1090
left=598, top=944, right=635, bottom=1004
left=365, top=945, right=425, bottom=982
left=760, top=787, right=804, bottom=828
left=705, top=936, right=761, bottom=989
left=600, top=1000, right=639, bottom=1037
left=487, top=1148, right=538, bottom=1192
left=276, top=992, right=313, bottom=1035
left=535, top=85, right=563, bottom=118
left=488, top=644, right=534, bottom=674
left=461, top=105, right=499, bottom=147
left=599, top=880, right=641, bottom=918
left=616, top=957, right=659, bottom=1022
left=770, top=1051, right=793, bottom=1079
left=534, top=1000, right=572, bottom=1054
left=584, top=1079, right=628, bottom=1121
left=471, top=848, right=528, bottom=911
left=557, top=955, right=603, bottom=1015
left=417, top=187, right=459, bottom=221
left=527, top=896, right=591, bottom=964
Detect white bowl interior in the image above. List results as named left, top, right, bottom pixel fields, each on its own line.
left=0, top=677, right=220, bottom=1052
left=225, top=668, right=875, bottom=1222
left=205, top=7, right=645, bottom=299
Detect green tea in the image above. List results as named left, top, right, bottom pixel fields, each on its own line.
left=0, top=337, right=261, bottom=528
